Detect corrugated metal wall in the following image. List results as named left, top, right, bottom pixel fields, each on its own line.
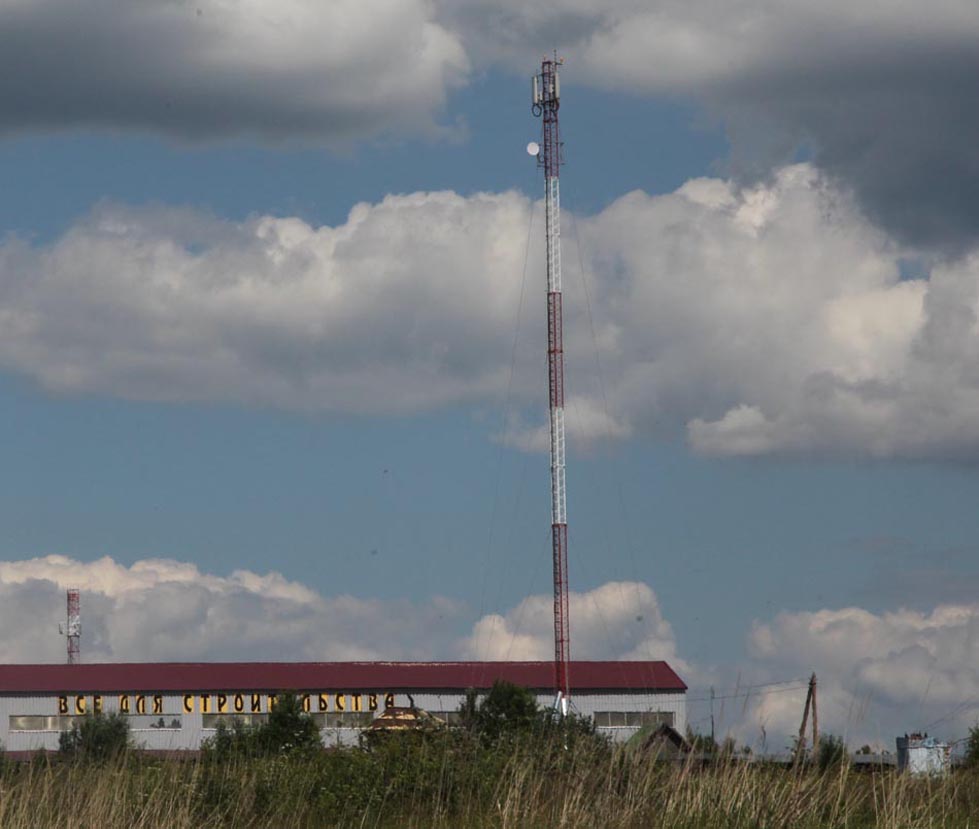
left=0, top=690, right=686, bottom=751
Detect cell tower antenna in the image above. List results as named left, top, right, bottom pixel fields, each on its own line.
left=531, top=53, right=570, bottom=715
left=66, top=588, right=80, bottom=665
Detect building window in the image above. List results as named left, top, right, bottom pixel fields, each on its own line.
left=130, top=716, right=182, bottom=730
left=593, top=711, right=674, bottom=728
left=201, top=711, right=374, bottom=730
left=323, top=712, right=373, bottom=728
left=11, top=714, right=184, bottom=732
left=431, top=711, right=463, bottom=726
left=202, top=713, right=268, bottom=729
left=9, top=715, right=81, bottom=732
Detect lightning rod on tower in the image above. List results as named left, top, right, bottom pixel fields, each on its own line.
left=531, top=54, right=570, bottom=715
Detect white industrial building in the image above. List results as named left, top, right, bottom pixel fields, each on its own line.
left=896, top=733, right=952, bottom=776
left=0, top=660, right=686, bottom=752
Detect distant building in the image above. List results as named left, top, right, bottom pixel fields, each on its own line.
left=0, top=660, right=686, bottom=752
left=896, top=733, right=951, bottom=776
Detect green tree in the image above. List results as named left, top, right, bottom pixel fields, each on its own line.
left=202, top=716, right=256, bottom=761
left=817, top=734, right=847, bottom=771
left=479, top=680, right=539, bottom=734
left=964, top=722, right=979, bottom=768
left=460, top=680, right=539, bottom=742
left=203, top=692, right=322, bottom=760
left=58, top=712, right=130, bottom=762
left=458, top=681, right=601, bottom=753
left=459, top=688, right=479, bottom=731
left=256, top=692, right=322, bottom=755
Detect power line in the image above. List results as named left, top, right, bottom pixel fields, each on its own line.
left=923, top=698, right=979, bottom=730
left=564, top=183, right=655, bottom=671
left=689, top=677, right=808, bottom=695
left=685, top=679, right=810, bottom=704
left=687, top=686, right=809, bottom=703
left=474, top=192, right=536, bottom=662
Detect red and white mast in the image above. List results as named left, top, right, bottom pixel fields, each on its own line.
left=532, top=55, right=570, bottom=714
left=66, top=588, right=80, bottom=665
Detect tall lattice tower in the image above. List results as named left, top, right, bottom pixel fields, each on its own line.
left=531, top=55, right=570, bottom=713
left=66, top=588, right=80, bottom=665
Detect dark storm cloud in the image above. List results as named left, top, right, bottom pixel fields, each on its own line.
left=0, top=0, right=466, bottom=142
left=5, top=1, right=976, bottom=251
left=438, top=1, right=979, bottom=253
left=714, top=37, right=979, bottom=254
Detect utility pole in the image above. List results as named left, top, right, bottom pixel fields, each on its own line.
left=811, top=673, right=819, bottom=756
left=710, top=686, right=716, bottom=748
left=795, top=673, right=818, bottom=764
left=531, top=54, right=570, bottom=714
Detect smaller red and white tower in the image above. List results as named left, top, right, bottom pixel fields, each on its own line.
left=66, top=588, right=80, bottom=665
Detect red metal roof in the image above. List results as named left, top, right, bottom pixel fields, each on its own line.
left=0, top=661, right=685, bottom=694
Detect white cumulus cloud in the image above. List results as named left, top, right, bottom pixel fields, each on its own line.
left=498, top=395, right=633, bottom=452
left=461, top=581, right=688, bottom=672
left=6, top=166, right=979, bottom=459
left=733, top=602, right=979, bottom=750
left=0, top=555, right=688, bottom=676
left=0, top=554, right=466, bottom=663
left=0, top=555, right=690, bottom=674
left=6, top=552, right=978, bottom=750
left=0, top=192, right=534, bottom=414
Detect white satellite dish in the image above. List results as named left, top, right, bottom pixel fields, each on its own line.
left=526, top=141, right=540, bottom=156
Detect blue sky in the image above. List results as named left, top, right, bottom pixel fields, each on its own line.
left=3, top=0, right=979, bottom=748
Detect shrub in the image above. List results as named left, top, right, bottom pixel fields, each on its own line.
left=202, top=716, right=256, bottom=761
left=458, top=680, right=605, bottom=761
left=817, top=733, right=847, bottom=771
left=202, top=691, right=322, bottom=760
left=460, top=680, right=539, bottom=742
left=256, top=691, right=321, bottom=755
left=58, top=712, right=130, bottom=762
left=478, top=680, right=539, bottom=736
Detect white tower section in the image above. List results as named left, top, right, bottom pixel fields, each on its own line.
left=546, top=172, right=566, bottom=528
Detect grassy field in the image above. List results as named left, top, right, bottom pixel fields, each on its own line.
left=1, top=736, right=977, bottom=828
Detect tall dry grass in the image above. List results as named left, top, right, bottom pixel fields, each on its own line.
left=0, top=740, right=975, bottom=828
